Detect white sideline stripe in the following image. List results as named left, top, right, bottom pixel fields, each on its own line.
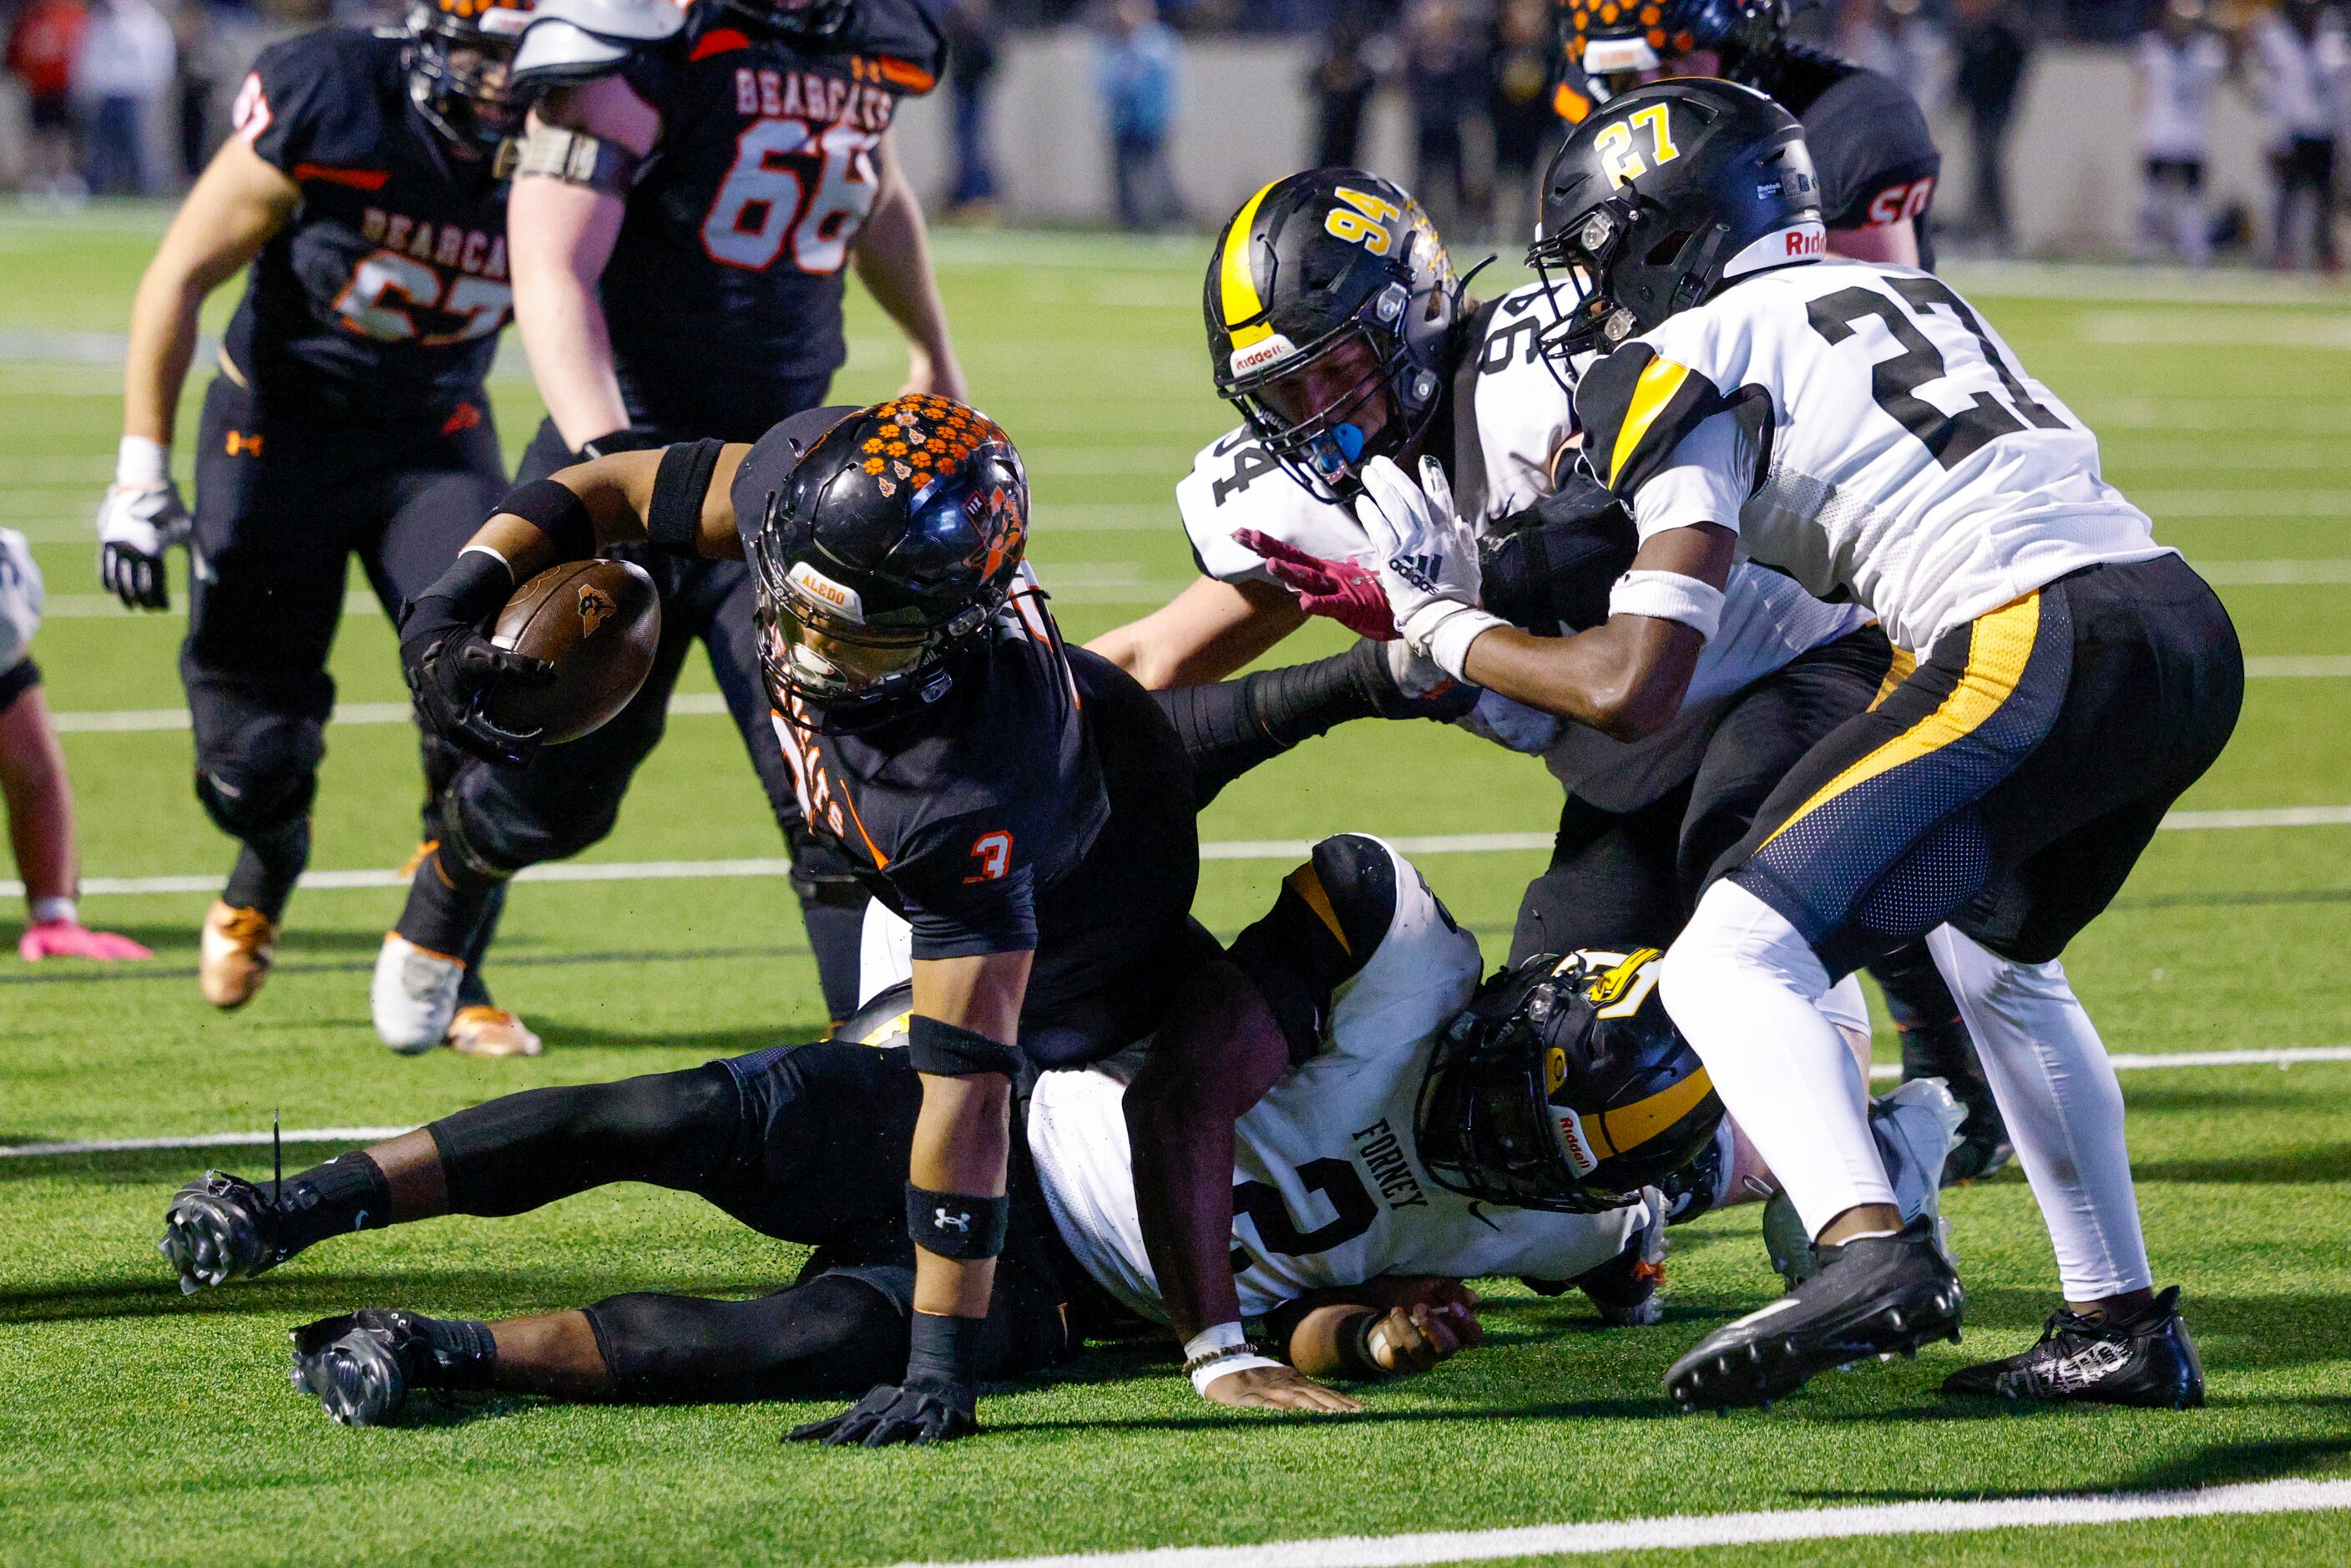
left=2243, top=655, right=2351, bottom=678
left=891, top=1478, right=2351, bottom=1568
left=9, top=809, right=2351, bottom=900
left=19, top=1046, right=2346, bottom=1161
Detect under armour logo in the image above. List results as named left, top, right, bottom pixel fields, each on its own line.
left=934, top=1207, right=970, bottom=1233
left=577, top=584, right=615, bottom=636
left=1388, top=553, right=1443, bottom=593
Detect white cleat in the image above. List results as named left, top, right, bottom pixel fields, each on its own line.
left=372, top=933, right=463, bottom=1055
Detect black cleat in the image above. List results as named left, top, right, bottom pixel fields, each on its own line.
left=291, top=1311, right=430, bottom=1426
left=1664, top=1216, right=1962, bottom=1410
left=1943, top=1286, right=2205, bottom=1409
left=157, top=1171, right=297, bottom=1294
left=1899, top=1019, right=2011, bottom=1184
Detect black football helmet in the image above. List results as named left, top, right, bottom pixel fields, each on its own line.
left=405, top=0, right=536, bottom=150
left=1528, top=78, right=1819, bottom=359
left=720, top=0, right=857, bottom=44
left=745, top=397, right=1029, bottom=731
left=1206, top=169, right=1464, bottom=503
left=1554, top=1, right=1791, bottom=123
left=1417, top=948, right=1723, bottom=1215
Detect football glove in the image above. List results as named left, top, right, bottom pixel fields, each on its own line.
left=1234, top=529, right=1396, bottom=641
left=397, top=552, right=555, bottom=766
left=95, top=482, right=190, bottom=611
left=1352, top=457, right=1506, bottom=681
left=785, top=1380, right=978, bottom=1448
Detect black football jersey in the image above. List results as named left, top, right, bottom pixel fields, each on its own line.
left=601, top=0, right=946, bottom=441
left=1754, top=45, right=1940, bottom=240
left=222, top=28, right=511, bottom=426
left=734, top=413, right=1108, bottom=960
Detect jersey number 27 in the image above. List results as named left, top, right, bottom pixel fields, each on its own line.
left=702, top=120, right=879, bottom=276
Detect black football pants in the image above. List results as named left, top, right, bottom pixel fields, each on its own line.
left=183, top=377, right=503, bottom=920
left=400, top=415, right=867, bottom=1024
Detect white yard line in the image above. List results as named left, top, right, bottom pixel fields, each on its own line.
left=6, top=811, right=2348, bottom=901
left=897, top=1478, right=2351, bottom=1568
left=11, top=1047, right=2348, bottom=1160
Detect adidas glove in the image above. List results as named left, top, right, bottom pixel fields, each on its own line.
left=1352, top=456, right=1507, bottom=682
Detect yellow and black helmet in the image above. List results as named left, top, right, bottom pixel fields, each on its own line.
left=1417, top=948, right=1722, bottom=1215
left=1204, top=169, right=1462, bottom=502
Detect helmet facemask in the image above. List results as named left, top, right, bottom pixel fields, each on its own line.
left=1224, top=307, right=1436, bottom=503
left=720, top=0, right=857, bottom=44
left=405, top=2, right=532, bottom=152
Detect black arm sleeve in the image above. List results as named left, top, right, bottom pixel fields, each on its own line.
left=647, top=438, right=726, bottom=557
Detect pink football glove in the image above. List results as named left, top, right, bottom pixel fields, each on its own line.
left=1231, top=529, right=1398, bottom=641
left=18, top=920, right=153, bottom=962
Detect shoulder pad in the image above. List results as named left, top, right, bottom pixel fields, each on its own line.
left=1572, top=343, right=1729, bottom=500
left=1173, top=430, right=1358, bottom=585
left=512, top=0, right=684, bottom=87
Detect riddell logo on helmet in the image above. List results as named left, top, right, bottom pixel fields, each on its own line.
left=1554, top=1107, right=1600, bottom=1176
left=1229, top=332, right=1298, bottom=377
left=1723, top=220, right=1828, bottom=279
left=789, top=562, right=865, bottom=624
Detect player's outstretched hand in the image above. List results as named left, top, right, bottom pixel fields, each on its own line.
left=1352, top=457, right=1483, bottom=650
left=1201, top=1363, right=1365, bottom=1415
left=1232, top=529, right=1398, bottom=640
left=95, top=482, right=190, bottom=611
left=401, top=625, right=556, bottom=767
left=18, top=920, right=153, bottom=962
left=786, top=1382, right=978, bottom=1448
left=1362, top=1298, right=1484, bottom=1378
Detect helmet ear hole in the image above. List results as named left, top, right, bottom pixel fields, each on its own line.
left=1646, top=230, right=1696, bottom=267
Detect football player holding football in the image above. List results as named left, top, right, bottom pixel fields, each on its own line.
left=370, top=0, right=963, bottom=1057
left=1554, top=0, right=1939, bottom=267
left=160, top=835, right=1961, bottom=1427
left=1350, top=81, right=2239, bottom=1412
left=99, top=0, right=534, bottom=1013
left=391, top=396, right=1388, bottom=1442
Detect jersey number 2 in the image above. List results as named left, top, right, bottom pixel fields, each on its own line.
left=1229, top=1158, right=1377, bottom=1272
left=702, top=119, right=879, bottom=276
left=1805, top=277, right=2069, bottom=471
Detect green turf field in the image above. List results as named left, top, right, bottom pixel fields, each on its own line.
left=2, top=203, right=2348, bottom=1565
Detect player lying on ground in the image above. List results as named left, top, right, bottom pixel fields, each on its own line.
left=1088, top=167, right=2010, bottom=1183
left=0, top=530, right=149, bottom=962
left=389, top=397, right=1459, bottom=1442
left=1311, top=80, right=2237, bottom=1410
left=159, top=835, right=1962, bottom=1429
left=100, top=0, right=535, bottom=1034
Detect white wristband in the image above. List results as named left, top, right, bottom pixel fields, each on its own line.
left=116, top=435, right=169, bottom=489
left=1182, top=1323, right=1247, bottom=1361
left=1608, top=569, right=1725, bottom=640
left=1413, top=604, right=1509, bottom=683
left=1181, top=1322, right=1284, bottom=1396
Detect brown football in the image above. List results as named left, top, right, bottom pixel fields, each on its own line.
left=482, top=558, right=660, bottom=745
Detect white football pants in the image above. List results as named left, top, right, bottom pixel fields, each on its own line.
left=1663, top=880, right=2152, bottom=1301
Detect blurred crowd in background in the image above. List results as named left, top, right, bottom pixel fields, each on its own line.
left=3, top=0, right=2348, bottom=269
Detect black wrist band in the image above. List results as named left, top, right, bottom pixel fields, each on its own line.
left=494, top=478, right=598, bottom=562
left=905, top=1014, right=1022, bottom=1078
left=647, top=438, right=725, bottom=558
left=904, top=1310, right=987, bottom=1394
left=907, top=1183, right=1010, bottom=1260
left=1341, top=1309, right=1383, bottom=1378
left=399, top=548, right=513, bottom=646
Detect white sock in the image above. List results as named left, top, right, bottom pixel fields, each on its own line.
left=1925, top=925, right=2152, bottom=1301
left=1661, top=881, right=1893, bottom=1239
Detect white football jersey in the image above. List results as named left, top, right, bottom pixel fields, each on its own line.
left=1024, top=837, right=1644, bottom=1322
left=1584, top=258, right=2171, bottom=657
left=1173, top=282, right=1867, bottom=802
left=0, top=529, right=44, bottom=673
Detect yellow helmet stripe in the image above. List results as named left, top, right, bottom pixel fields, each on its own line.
left=1283, top=862, right=1351, bottom=953
left=1218, top=180, right=1282, bottom=349
left=1599, top=1066, right=1716, bottom=1157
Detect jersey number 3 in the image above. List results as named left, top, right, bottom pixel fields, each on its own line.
left=1807, top=277, right=2070, bottom=471
left=702, top=120, right=880, bottom=276
left=1230, top=1159, right=1378, bottom=1272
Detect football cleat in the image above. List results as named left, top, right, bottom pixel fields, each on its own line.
left=1665, top=1216, right=1962, bottom=1411
left=290, top=1311, right=429, bottom=1425
left=199, top=900, right=276, bottom=1009
left=446, top=1005, right=543, bottom=1059
left=1767, top=1079, right=1966, bottom=1292
left=1943, top=1287, right=2205, bottom=1409
left=157, top=1171, right=297, bottom=1294
left=372, top=933, right=464, bottom=1055
left=1570, top=1188, right=1669, bottom=1327
left=1900, top=1018, right=2013, bottom=1184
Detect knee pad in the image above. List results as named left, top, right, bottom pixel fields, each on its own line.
left=787, top=827, right=867, bottom=911
left=444, top=768, right=624, bottom=877
left=192, top=716, right=324, bottom=840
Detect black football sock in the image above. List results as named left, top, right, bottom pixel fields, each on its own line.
left=1156, top=640, right=1418, bottom=808
left=396, top=845, right=504, bottom=964
left=406, top=1314, right=499, bottom=1392
left=222, top=817, right=310, bottom=921
left=799, top=898, right=867, bottom=1029
left=274, top=1152, right=394, bottom=1252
